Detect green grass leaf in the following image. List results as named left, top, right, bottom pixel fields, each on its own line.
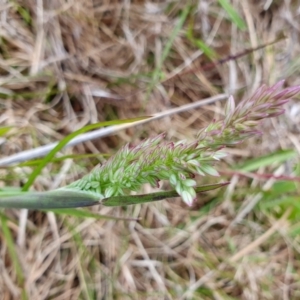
left=193, top=39, right=218, bottom=60
left=0, top=126, right=12, bottom=136
left=102, top=182, right=229, bottom=206
left=64, top=221, right=94, bottom=300
left=0, top=183, right=228, bottom=209
left=259, top=196, right=297, bottom=210
left=11, top=0, right=32, bottom=25
left=0, top=189, right=100, bottom=209
left=187, top=23, right=217, bottom=60
left=270, top=181, right=297, bottom=194
left=22, top=117, right=150, bottom=191
left=0, top=216, right=28, bottom=299
left=218, top=0, right=247, bottom=30
left=235, top=149, right=297, bottom=172
left=147, top=5, right=191, bottom=95
left=289, top=221, right=300, bottom=237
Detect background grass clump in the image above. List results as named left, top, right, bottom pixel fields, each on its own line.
left=0, top=0, right=300, bottom=299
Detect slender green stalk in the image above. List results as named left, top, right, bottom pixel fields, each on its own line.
left=102, top=183, right=229, bottom=206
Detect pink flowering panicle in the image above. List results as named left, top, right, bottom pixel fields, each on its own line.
left=67, top=81, right=300, bottom=206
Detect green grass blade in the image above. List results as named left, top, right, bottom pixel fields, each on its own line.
left=161, top=5, right=190, bottom=63
left=269, top=181, right=297, bottom=195
left=0, top=216, right=28, bottom=299
left=0, top=182, right=228, bottom=209
left=218, top=0, right=246, bottom=30
left=22, top=117, right=150, bottom=191
left=102, top=182, right=229, bottom=206
left=234, top=149, right=297, bottom=172
left=0, top=126, right=12, bottom=136
left=0, top=190, right=100, bottom=209
left=187, top=22, right=217, bottom=60
left=10, top=0, right=32, bottom=25
left=289, top=220, right=300, bottom=237
left=193, top=39, right=217, bottom=60
left=147, top=4, right=191, bottom=95
left=64, top=221, right=94, bottom=300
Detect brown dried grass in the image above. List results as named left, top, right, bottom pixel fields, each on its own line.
left=1, top=0, right=300, bottom=299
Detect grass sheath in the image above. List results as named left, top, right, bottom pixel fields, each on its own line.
left=0, top=190, right=100, bottom=209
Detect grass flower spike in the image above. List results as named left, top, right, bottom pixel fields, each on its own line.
left=0, top=81, right=299, bottom=209
left=63, top=80, right=300, bottom=206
